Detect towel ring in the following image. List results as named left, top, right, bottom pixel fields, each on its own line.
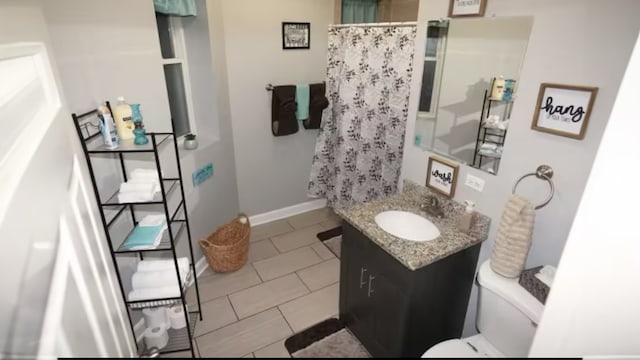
left=512, top=165, right=555, bottom=210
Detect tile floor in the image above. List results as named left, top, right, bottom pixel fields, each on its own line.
left=175, top=208, right=342, bottom=358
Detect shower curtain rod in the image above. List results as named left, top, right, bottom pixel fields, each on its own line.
left=329, top=21, right=417, bottom=28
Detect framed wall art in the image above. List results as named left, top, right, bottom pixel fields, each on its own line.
left=282, top=22, right=310, bottom=50
left=426, top=156, right=459, bottom=198
left=448, top=0, right=487, bottom=18
left=531, top=83, right=598, bottom=140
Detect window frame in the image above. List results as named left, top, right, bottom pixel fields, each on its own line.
left=418, top=23, right=448, bottom=120
left=157, top=15, right=197, bottom=138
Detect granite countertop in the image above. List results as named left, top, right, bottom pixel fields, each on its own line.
left=335, top=180, right=491, bottom=271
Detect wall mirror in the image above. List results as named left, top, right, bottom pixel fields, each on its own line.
left=413, top=16, right=534, bottom=175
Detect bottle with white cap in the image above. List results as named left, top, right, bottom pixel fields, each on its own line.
left=458, top=200, right=476, bottom=234
left=112, top=96, right=134, bottom=140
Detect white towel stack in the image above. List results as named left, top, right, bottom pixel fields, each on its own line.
left=128, top=257, right=191, bottom=302
left=117, top=168, right=161, bottom=203
left=478, top=142, right=503, bottom=157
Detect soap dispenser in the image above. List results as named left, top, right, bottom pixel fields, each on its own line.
left=458, top=200, right=476, bottom=234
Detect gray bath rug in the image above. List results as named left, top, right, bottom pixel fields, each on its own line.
left=292, top=328, right=370, bottom=358
left=285, top=318, right=369, bottom=358
left=317, top=226, right=342, bottom=258
left=324, top=236, right=342, bottom=258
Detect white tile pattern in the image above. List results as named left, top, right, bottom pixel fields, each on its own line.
left=252, top=246, right=323, bottom=281
left=279, top=283, right=340, bottom=333
left=188, top=209, right=341, bottom=358
left=229, top=274, right=309, bottom=319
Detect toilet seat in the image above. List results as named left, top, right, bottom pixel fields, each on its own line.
left=421, top=339, right=484, bottom=358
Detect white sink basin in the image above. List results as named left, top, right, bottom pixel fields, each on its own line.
left=374, top=211, right=440, bottom=242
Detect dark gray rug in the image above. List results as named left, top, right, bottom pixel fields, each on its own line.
left=284, top=318, right=370, bottom=358
left=317, top=226, right=342, bottom=258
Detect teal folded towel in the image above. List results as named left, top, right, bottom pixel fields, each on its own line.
left=295, top=84, right=310, bottom=121
left=122, top=222, right=166, bottom=250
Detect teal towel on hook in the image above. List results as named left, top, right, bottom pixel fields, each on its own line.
left=154, top=0, right=197, bottom=16
left=295, top=84, right=310, bottom=121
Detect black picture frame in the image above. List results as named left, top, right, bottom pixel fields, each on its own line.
left=282, top=22, right=310, bottom=50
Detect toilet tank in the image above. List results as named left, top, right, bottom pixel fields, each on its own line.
left=475, top=261, right=544, bottom=357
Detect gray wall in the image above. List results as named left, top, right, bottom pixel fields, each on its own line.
left=401, top=0, right=640, bottom=336
left=41, top=0, right=239, bottom=277
left=220, top=0, right=335, bottom=216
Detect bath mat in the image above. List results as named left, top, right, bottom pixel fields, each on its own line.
left=284, top=318, right=370, bottom=358
left=317, top=226, right=342, bottom=258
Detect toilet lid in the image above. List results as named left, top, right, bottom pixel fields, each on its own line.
left=422, top=339, right=484, bottom=358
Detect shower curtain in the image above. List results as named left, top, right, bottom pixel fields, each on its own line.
left=308, top=25, right=416, bottom=208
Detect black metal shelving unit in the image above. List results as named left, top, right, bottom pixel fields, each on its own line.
left=72, top=102, right=202, bottom=358
left=472, top=88, right=514, bottom=174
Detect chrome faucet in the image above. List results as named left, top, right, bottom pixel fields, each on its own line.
left=420, top=194, right=445, bottom=218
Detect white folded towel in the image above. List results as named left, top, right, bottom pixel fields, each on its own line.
left=131, top=168, right=160, bottom=181
left=139, top=214, right=167, bottom=227
left=128, top=286, right=180, bottom=302
left=131, top=269, right=189, bottom=290
left=119, top=181, right=156, bottom=194
left=137, top=257, right=190, bottom=274
left=128, top=179, right=161, bottom=194
left=118, top=192, right=155, bottom=203
left=535, top=265, right=557, bottom=287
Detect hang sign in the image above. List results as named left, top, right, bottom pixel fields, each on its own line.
left=531, top=83, right=598, bottom=140
left=540, top=95, right=586, bottom=123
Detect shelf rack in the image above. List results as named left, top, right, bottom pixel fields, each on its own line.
left=72, top=102, right=202, bottom=357
left=472, top=88, right=514, bottom=174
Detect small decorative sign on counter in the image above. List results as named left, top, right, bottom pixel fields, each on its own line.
left=426, top=156, right=459, bottom=198
left=531, top=83, right=598, bottom=140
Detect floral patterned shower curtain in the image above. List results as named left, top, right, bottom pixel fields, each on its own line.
left=308, top=25, right=416, bottom=208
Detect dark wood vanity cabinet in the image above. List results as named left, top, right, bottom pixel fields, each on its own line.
left=339, top=222, right=481, bottom=358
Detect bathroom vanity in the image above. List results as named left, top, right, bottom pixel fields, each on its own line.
left=336, top=181, right=490, bottom=357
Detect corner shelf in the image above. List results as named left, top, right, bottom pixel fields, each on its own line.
left=472, top=87, right=514, bottom=173
left=72, top=102, right=202, bottom=358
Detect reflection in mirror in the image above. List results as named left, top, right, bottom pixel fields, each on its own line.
left=414, top=16, right=533, bottom=175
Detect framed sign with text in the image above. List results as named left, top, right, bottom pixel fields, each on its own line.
left=531, top=83, right=598, bottom=140
left=448, top=0, right=487, bottom=18
left=426, top=156, right=459, bottom=198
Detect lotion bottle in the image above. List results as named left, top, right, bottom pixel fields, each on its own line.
left=458, top=200, right=476, bottom=234
left=490, top=76, right=505, bottom=100
left=112, top=96, right=134, bottom=140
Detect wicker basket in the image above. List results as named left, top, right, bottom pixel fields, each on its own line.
left=199, top=214, right=250, bottom=273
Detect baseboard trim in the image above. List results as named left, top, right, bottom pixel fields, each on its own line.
left=249, top=198, right=327, bottom=226
left=134, top=256, right=211, bottom=343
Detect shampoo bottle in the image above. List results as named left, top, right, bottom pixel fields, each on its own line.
left=112, top=96, right=134, bottom=140
left=458, top=200, right=476, bottom=234
left=97, top=104, right=119, bottom=149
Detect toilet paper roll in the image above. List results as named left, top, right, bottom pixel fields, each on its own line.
left=143, top=326, right=169, bottom=350
left=142, top=307, right=169, bottom=330
left=167, top=305, right=187, bottom=329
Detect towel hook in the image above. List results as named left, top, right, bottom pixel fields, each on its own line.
left=512, top=165, right=555, bottom=210
left=265, top=83, right=274, bottom=91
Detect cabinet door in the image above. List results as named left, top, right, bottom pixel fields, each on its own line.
left=339, top=227, right=373, bottom=340
left=363, top=244, right=410, bottom=357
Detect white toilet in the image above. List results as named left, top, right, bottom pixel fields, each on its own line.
left=422, top=260, right=544, bottom=358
